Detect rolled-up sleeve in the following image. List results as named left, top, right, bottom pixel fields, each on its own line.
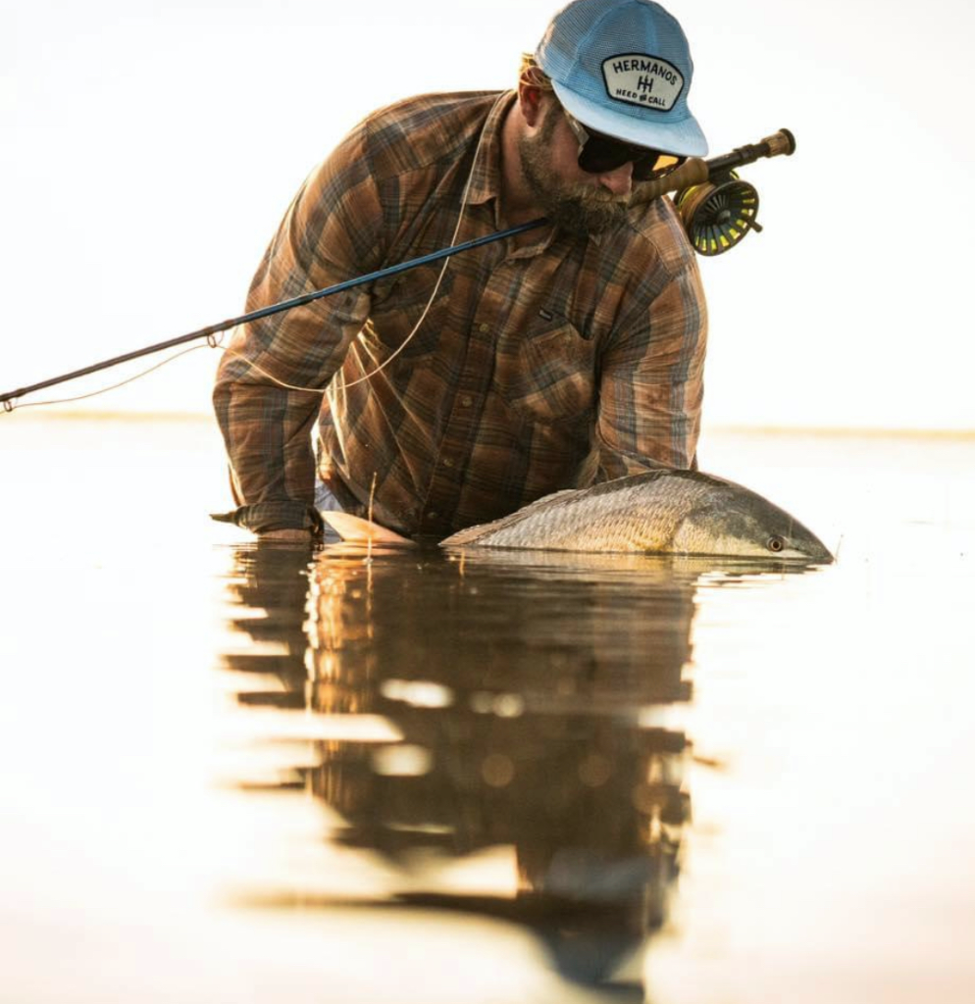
left=212, top=124, right=379, bottom=532
left=596, top=260, right=707, bottom=477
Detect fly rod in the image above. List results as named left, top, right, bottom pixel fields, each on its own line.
left=1, top=128, right=794, bottom=412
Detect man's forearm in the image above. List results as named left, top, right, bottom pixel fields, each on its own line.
left=213, top=357, right=323, bottom=533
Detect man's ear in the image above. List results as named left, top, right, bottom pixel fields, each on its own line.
left=517, top=81, right=546, bottom=128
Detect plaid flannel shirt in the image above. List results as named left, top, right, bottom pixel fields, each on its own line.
left=213, top=90, right=707, bottom=536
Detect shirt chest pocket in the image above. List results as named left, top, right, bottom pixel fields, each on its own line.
left=494, top=321, right=599, bottom=425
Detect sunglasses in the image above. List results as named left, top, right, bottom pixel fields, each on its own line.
left=563, top=109, right=686, bottom=182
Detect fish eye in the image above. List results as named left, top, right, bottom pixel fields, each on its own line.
left=766, top=535, right=785, bottom=553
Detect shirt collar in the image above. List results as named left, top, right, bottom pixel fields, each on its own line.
left=464, top=90, right=516, bottom=208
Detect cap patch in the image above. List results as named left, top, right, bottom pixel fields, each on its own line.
left=601, top=53, right=684, bottom=112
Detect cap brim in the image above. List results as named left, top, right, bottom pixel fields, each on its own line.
left=551, top=79, right=708, bottom=157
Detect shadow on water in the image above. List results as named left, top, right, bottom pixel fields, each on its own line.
left=218, top=542, right=822, bottom=996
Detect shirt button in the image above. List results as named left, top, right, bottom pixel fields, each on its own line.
left=460, top=395, right=473, bottom=407
left=478, top=322, right=490, bottom=334
left=442, top=457, right=454, bottom=468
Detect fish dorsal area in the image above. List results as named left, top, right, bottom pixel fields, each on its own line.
left=455, top=470, right=713, bottom=552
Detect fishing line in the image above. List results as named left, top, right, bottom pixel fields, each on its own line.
left=9, top=342, right=217, bottom=411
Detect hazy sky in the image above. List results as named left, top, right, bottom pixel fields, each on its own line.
left=2, top=0, right=973, bottom=430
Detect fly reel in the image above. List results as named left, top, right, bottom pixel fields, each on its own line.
left=675, top=173, right=761, bottom=256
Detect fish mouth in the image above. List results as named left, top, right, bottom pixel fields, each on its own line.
left=782, top=536, right=834, bottom=564
left=785, top=547, right=833, bottom=564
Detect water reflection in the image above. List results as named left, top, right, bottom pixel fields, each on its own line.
left=219, top=542, right=817, bottom=996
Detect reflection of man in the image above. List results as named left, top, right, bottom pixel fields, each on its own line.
left=214, top=0, right=709, bottom=541
left=298, top=550, right=698, bottom=991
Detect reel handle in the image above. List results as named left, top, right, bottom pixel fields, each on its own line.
left=631, top=128, right=796, bottom=205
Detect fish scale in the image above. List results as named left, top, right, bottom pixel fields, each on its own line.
left=445, top=473, right=714, bottom=550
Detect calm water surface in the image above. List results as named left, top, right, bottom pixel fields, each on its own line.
left=0, top=416, right=972, bottom=1003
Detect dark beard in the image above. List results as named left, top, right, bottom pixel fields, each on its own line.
left=517, top=113, right=629, bottom=238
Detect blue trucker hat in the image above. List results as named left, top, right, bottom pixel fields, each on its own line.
left=536, top=0, right=708, bottom=156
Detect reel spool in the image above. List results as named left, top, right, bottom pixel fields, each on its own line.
left=675, top=173, right=762, bottom=256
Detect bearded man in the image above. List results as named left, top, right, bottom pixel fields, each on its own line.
left=213, top=0, right=709, bottom=541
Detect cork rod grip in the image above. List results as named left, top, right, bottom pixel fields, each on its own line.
left=631, top=158, right=710, bottom=206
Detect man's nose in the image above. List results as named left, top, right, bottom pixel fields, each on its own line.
left=598, top=161, right=634, bottom=197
